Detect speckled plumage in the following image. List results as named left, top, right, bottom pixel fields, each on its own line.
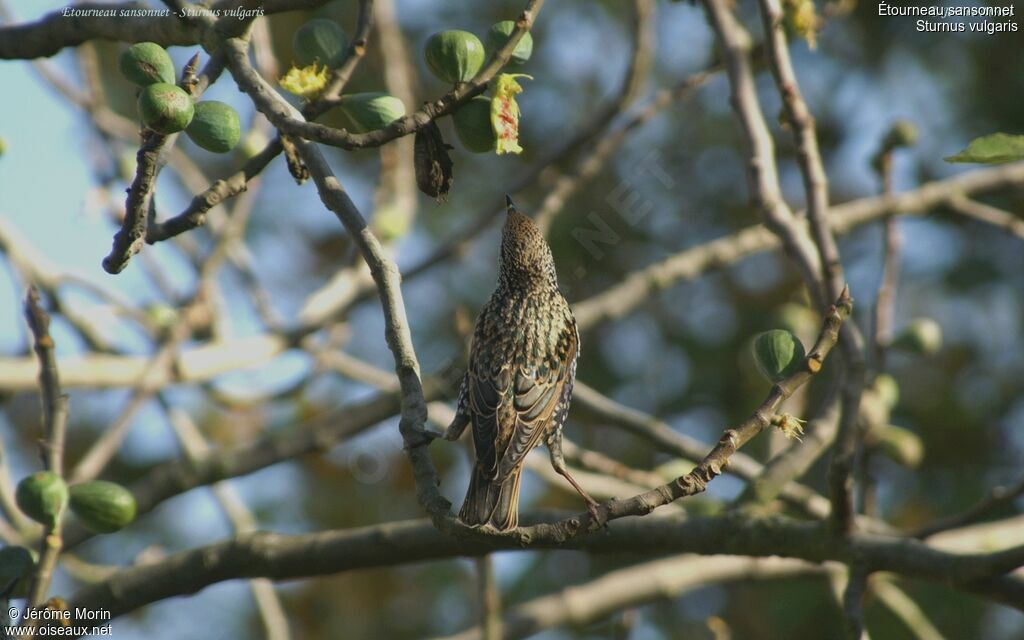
left=450, top=197, right=594, bottom=530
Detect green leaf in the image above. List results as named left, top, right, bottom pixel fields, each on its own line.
left=944, top=133, right=1024, bottom=164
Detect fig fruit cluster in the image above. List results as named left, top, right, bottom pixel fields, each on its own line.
left=15, top=472, right=137, bottom=535
left=423, top=23, right=536, bottom=154
left=120, top=42, right=241, bottom=153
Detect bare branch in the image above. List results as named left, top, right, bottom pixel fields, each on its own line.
left=842, top=566, right=871, bottom=640
left=218, top=33, right=450, bottom=518
left=163, top=403, right=291, bottom=640
left=23, top=288, right=68, bottom=476
left=911, top=475, right=1024, bottom=540
left=534, top=0, right=657, bottom=233
left=22, top=287, right=70, bottom=608
left=699, top=0, right=824, bottom=303
left=757, top=0, right=844, bottom=300
left=439, top=555, right=828, bottom=640
left=572, top=161, right=1024, bottom=328
left=872, top=575, right=947, bottom=640
left=68, top=515, right=1024, bottom=626
left=946, top=195, right=1024, bottom=240
left=738, top=386, right=841, bottom=507
left=476, top=556, right=501, bottom=640
left=573, top=383, right=834, bottom=520
left=0, top=0, right=331, bottom=59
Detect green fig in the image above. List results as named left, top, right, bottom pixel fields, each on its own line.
left=137, top=83, right=194, bottom=134
left=0, top=546, right=34, bottom=593
left=453, top=96, right=497, bottom=153
left=891, top=318, right=942, bottom=355
left=69, top=481, right=137, bottom=534
left=872, top=373, right=900, bottom=410
left=16, top=471, right=68, bottom=526
left=338, top=93, right=406, bottom=133
left=882, top=120, right=919, bottom=151
left=875, top=424, right=924, bottom=468
left=119, top=42, right=176, bottom=86
left=752, top=329, right=806, bottom=383
left=185, top=101, right=241, bottom=153
left=485, top=21, right=533, bottom=65
left=293, top=18, right=349, bottom=68
left=424, top=30, right=485, bottom=84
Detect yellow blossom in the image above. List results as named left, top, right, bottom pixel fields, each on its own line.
left=279, top=63, right=328, bottom=100
left=490, top=74, right=532, bottom=155
left=772, top=414, right=806, bottom=441
left=784, top=0, right=820, bottom=50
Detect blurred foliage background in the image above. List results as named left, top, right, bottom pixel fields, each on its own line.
left=1, top=0, right=1023, bottom=637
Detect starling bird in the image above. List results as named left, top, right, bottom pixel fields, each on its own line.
left=444, top=196, right=599, bottom=530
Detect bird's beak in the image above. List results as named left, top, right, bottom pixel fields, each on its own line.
left=505, top=194, right=516, bottom=215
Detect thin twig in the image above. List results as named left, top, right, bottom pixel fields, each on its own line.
left=163, top=402, right=291, bottom=640
left=534, top=0, right=657, bottom=233
left=699, top=0, right=824, bottom=304
left=757, top=0, right=844, bottom=300
left=370, top=0, right=417, bottom=239
left=872, top=148, right=900, bottom=369
left=22, top=288, right=70, bottom=609
left=842, top=566, right=871, bottom=640
left=572, top=383, right=834, bottom=520
left=738, top=385, right=841, bottom=507
left=102, top=54, right=226, bottom=273
left=911, top=475, right=1024, bottom=539
left=871, top=575, right=946, bottom=640
left=476, top=556, right=501, bottom=640
left=438, top=556, right=828, bottom=640
left=946, top=195, right=1024, bottom=240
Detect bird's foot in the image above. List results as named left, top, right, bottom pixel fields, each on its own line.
left=404, top=428, right=441, bottom=449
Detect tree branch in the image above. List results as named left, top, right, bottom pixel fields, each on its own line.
left=22, top=288, right=70, bottom=608
left=573, top=382, right=835, bottom=521
left=571, top=161, right=1024, bottom=329
left=439, top=555, right=829, bottom=640
left=146, top=0, right=375, bottom=243
left=0, top=0, right=331, bottom=59
left=68, top=514, right=1024, bottom=628
left=214, top=0, right=545, bottom=152
left=217, top=32, right=449, bottom=518
left=698, top=0, right=824, bottom=304
left=1, top=162, right=1021, bottom=391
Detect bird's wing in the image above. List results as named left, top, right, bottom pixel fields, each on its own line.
left=468, top=319, right=578, bottom=480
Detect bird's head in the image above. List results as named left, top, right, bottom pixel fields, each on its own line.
left=499, top=195, right=558, bottom=288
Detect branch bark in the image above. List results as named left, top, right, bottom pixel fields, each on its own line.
left=68, top=515, right=1024, bottom=629
left=22, top=288, right=70, bottom=609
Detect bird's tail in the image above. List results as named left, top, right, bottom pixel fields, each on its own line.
left=458, top=465, right=523, bottom=531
